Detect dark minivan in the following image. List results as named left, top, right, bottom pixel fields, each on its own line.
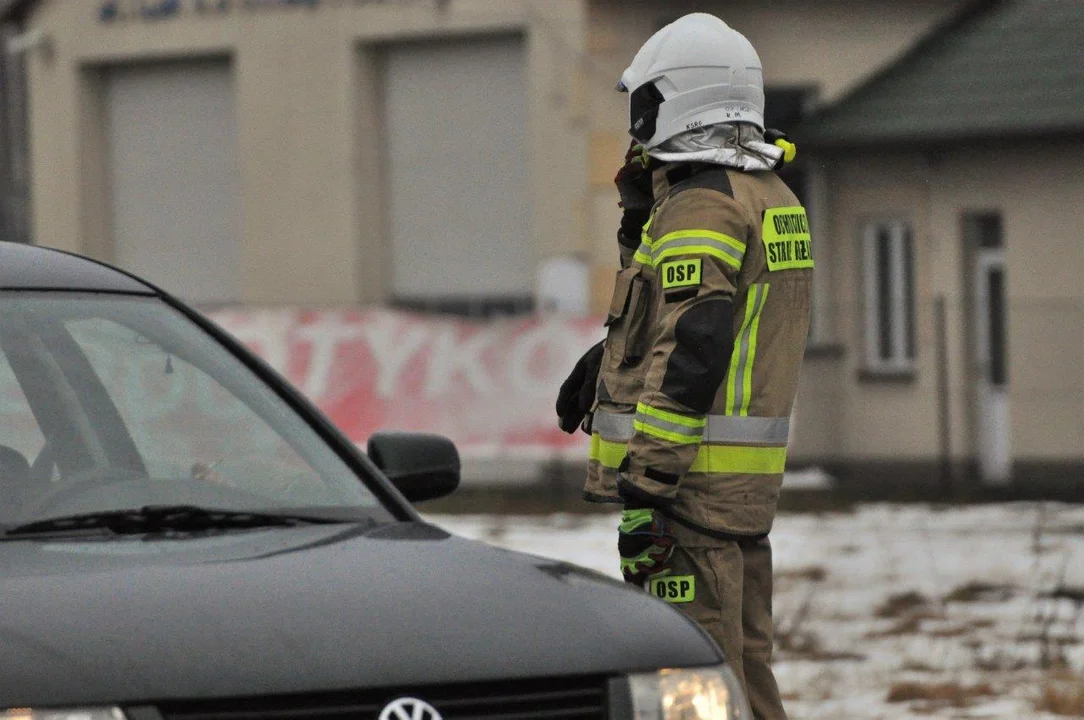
left=0, top=242, right=750, bottom=719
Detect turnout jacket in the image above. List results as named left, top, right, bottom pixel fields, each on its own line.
left=584, top=162, right=813, bottom=538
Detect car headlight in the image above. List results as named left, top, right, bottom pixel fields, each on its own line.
left=1, top=709, right=126, bottom=720
left=625, top=666, right=753, bottom=719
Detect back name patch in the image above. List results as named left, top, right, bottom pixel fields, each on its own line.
left=763, top=207, right=814, bottom=271
left=660, top=258, right=702, bottom=289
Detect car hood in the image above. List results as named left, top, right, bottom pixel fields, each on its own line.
left=0, top=521, right=719, bottom=706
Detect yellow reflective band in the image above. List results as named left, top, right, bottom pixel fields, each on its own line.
left=659, top=258, right=702, bottom=289
left=688, top=444, right=788, bottom=475
left=650, top=229, right=745, bottom=271
left=654, top=243, right=742, bottom=271
left=633, top=419, right=702, bottom=445
left=633, top=249, right=653, bottom=266
left=654, top=229, right=746, bottom=256
left=648, top=575, right=696, bottom=603
left=740, top=285, right=768, bottom=416
left=636, top=402, right=706, bottom=429
left=590, top=434, right=627, bottom=469
left=725, top=284, right=768, bottom=416
left=762, top=207, right=814, bottom=271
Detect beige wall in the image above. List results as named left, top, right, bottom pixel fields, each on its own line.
left=20, top=0, right=588, bottom=305
left=584, top=0, right=969, bottom=311
left=799, top=143, right=1084, bottom=463
left=19, top=0, right=965, bottom=309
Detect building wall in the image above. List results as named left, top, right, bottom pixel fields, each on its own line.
left=17, top=0, right=588, bottom=305
left=15, top=0, right=966, bottom=309
left=804, top=142, right=1084, bottom=466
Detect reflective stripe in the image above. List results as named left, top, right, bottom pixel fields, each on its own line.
left=688, top=444, right=788, bottom=475
left=592, top=410, right=790, bottom=445
left=592, top=410, right=634, bottom=442
left=651, top=230, right=745, bottom=270
left=633, top=242, right=653, bottom=266
left=636, top=402, right=705, bottom=428
left=634, top=403, right=704, bottom=445
left=590, top=434, right=627, bottom=468
left=706, top=415, right=790, bottom=444
left=591, top=432, right=787, bottom=475
left=633, top=419, right=701, bottom=445
left=633, top=211, right=658, bottom=266
left=725, top=283, right=769, bottom=416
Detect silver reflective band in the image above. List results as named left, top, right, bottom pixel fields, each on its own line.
left=593, top=410, right=790, bottom=444
left=706, top=414, right=790, bottom=444
left=592, top=410, right=634, bottom=442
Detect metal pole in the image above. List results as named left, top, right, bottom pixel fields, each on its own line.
left=934, top=295, right=953, bottom=499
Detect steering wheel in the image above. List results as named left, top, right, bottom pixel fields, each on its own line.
left=22, top=466, right=150, bottom=518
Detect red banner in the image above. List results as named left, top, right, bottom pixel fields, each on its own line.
left=210, top=308, right=603, bottom=458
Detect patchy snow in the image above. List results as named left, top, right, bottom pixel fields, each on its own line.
left=426, top=503, right=1084, bottom=719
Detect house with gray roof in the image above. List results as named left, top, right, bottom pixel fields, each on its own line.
left=792, top=0, right=1084, bottom=491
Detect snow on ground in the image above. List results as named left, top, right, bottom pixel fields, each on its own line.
left=426, top=503, right=1084, bottom=719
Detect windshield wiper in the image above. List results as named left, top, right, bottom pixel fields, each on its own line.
left=2, top=504, right=346, bottom=538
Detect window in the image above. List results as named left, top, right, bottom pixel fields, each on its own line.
left=0, top=344, right=45, bottom=465
left=862, top=219, right=915, bottom=373
left=0, top=293, right=392, bottom=524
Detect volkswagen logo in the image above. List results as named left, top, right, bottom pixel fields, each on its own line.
left=377, top=697, right=443, bottom=720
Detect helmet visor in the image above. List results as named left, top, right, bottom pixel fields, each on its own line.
left=629, top=81, right=664, bottom=143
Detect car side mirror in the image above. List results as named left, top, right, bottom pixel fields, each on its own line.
left=366, top=432, right=460, bottom=503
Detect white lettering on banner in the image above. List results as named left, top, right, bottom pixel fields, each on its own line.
left=360, top=314, right=428, bottom=400
left=507, top=322, right=593, bottom=400
left=296, top=320, right=366, bottom=401
left=213, top=309, right=294, bottom=374
left=423, top=326, right=495, bottom=398
left=206, top=309, right=603, bottom=450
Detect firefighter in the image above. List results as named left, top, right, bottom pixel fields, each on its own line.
left=556, top=13, right=812, bottom=720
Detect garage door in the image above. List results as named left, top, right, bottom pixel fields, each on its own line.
left=105, top=60, right=240, bottom=305
left=383, top=35, right=530, bottom=314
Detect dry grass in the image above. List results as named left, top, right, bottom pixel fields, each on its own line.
left=867, top=609, right=945, bottom=638
left=898, top=660, right=940, bottom=673
left=886, top=680, right=996, bottom=708
left=943, top=581, right=1016, bottom=603
left=775, top=625, right=865, bottom=662
left=876, top=590, right=930, bottom=618
left=777, top=565, right=828, bottom=583
left=1036, top=673, right=1084, bottom=716
left=926, top=624, right=974, bottom=638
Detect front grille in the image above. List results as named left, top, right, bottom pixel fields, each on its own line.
left=155, top=675, right=608, bottom=720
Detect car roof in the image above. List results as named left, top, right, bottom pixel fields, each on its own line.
left=0, top=241, right=156, bottom=294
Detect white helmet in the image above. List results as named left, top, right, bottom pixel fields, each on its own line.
left=618, top=13, right=765, bottom=149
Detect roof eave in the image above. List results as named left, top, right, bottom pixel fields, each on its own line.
left=0, top=0, right=40, bottom=23
left=800, top=125, right=1084, bottom=151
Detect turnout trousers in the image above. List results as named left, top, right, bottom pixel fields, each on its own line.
left=667, top=520, right=787, bottom=720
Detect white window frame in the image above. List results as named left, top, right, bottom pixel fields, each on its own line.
left=862, top=218, right=915, bottom=373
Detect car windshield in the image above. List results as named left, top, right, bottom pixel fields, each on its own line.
left=0, top=292, right=393, bottom=527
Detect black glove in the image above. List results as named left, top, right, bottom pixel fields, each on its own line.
left=555, top=341, right=605, bottom=434
left=614, top=141, right=655, bottom=212
left=614, top=141, right=659, bottom=248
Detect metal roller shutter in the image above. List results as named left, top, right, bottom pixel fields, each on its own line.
left=105, top=59, right=240, bottom=304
